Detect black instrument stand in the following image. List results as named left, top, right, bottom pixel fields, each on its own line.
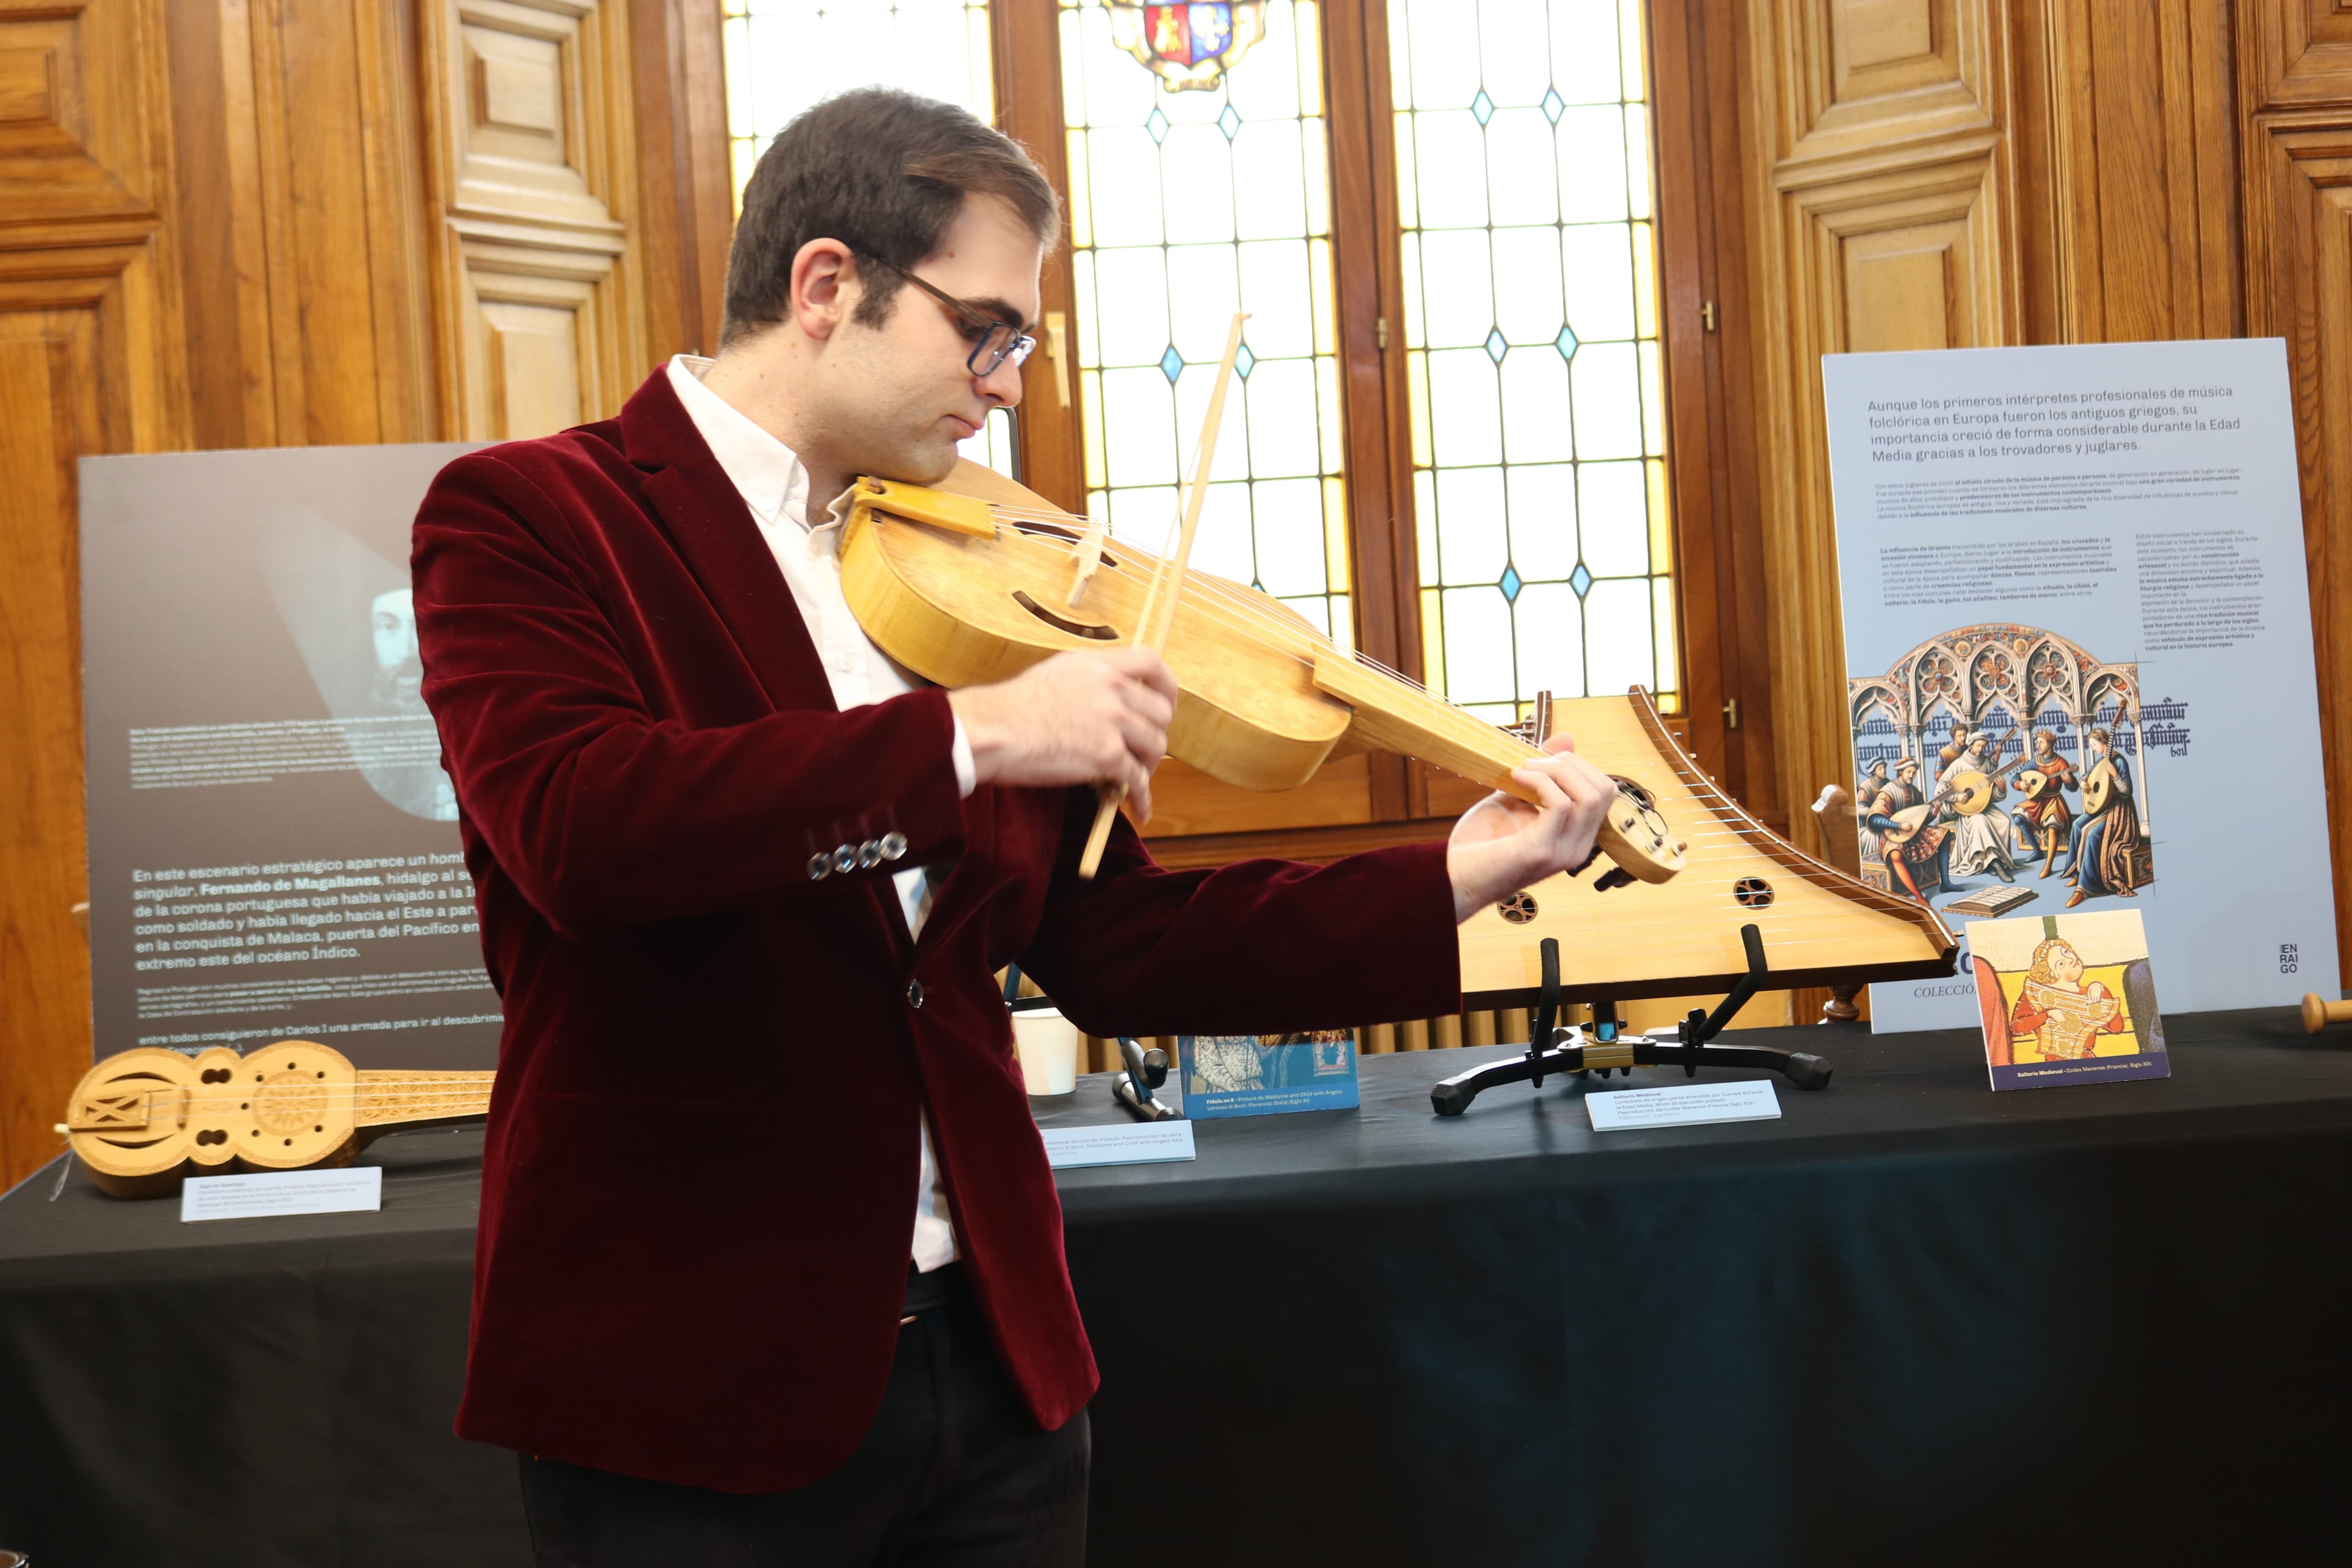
left=1112, top=1037, right=1181, bottom=1121
left=1431, top=924, right=1834, bottom=1117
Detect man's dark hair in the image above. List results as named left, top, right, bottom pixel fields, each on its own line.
left=721, top=88, right=1059, bottom=347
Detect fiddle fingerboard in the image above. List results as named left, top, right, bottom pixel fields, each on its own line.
left=354, top=1071, right=496, bottom=1127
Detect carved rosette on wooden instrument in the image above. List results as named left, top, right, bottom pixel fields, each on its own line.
left=61, top=1042, right=495, bottom=1199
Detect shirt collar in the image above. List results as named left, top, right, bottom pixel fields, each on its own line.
left=667, top=354, right=811, bottom=532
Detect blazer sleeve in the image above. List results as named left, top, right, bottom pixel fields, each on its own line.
left=1017, top=795, right=1464, bottom=1037
left=411, top=451, right=967, bottom=939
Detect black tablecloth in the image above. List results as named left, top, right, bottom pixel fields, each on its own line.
left=4, top=1009, right=2349, bottom=1566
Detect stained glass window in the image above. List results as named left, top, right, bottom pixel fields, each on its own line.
left=719, top=0, right=1015, bottom=475
left=1391, top=0, right=1675, bottom=722
left=1059, top=0, right=1352, bottom=645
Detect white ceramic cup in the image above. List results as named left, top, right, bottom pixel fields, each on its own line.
left=1010, top=1007, right=1081, bottom=1096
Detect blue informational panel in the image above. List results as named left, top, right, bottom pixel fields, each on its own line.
left=1176, top=1033, right=1359, bottom=1119
left=1822, top=339, right=2337, bottom=1032
left=80, top=444, right=494, bottom=1067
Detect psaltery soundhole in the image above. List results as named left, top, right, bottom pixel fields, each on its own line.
left=1734, top=876, right=1775, bottom=908
left=1498, top=892, right=1539, bottom=924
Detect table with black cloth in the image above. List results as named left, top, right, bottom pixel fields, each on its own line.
left=3, top=1008, right=2349, bottom=1567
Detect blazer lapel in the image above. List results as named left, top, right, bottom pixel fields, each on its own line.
left=622, top=371, right=838, bottom=714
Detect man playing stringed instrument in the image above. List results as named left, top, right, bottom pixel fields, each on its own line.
left=2009, top=729, right=2076, bottom=879
left=412, top=88, right=1615, bottom=1567
left=1865, top=756, right=1953, bottom=904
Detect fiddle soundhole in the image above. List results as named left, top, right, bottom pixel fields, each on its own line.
left=1010, top=590, right=1119, bottom=642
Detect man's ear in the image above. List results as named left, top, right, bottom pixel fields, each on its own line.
left=791, top=238, right=861, bottom=342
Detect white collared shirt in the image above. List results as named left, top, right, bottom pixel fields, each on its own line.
left=668, top=353, right=972, bottom=1273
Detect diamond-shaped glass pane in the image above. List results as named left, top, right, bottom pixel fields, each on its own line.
left=1234, top=343, right=1256, bottom=378
left=1146, top=107, right=1170, bottom=145
left=1471, top=89, right=1494, bottom=126
left=1555, top=325, right=1580, bottom=360
left=1500, top=564, right=1523, bottom=602
left=1485, top=328, right=1508, bottom=364
left=1542, top=88, right=1565, bottom=126
left=1570, top=562, right=1593, bottom=598
left=1218, top=104, right=1242, bottom=141
left=1159, top=344, right=1184, bottom=382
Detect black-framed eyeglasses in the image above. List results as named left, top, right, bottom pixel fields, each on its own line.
left=858, top=252, right=1036, bottom=378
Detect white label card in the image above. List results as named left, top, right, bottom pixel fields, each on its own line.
left=1585, top=1079, right=1782, bottom=1132
left=181, top=1165, right=384, bottom=1222
left=1041, top=1122, right=1196, bottom=1170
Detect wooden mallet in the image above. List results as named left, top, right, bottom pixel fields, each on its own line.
left=2302, top=994, right=2352, bottom=1035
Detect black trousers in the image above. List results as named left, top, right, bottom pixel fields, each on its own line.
left=518, top=1265, right=1089, bottom=1568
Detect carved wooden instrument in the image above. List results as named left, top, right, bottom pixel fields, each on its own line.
left=1452, top=690, right=1952, bottom=1002
left=840, top=468, right=1684, bottom=886
left=60, top=1042, right=493, bottom=1198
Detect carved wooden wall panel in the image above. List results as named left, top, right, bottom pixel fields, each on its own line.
left=2032, top=1, right=2241, bottom=347
left=1740, top=0, right=2019, bottom=859
left=424, top=0, right=649, bottom=440
left=2241, top=0, right=2352, bottom=984
left=0, top=0, right=184, bottom=1189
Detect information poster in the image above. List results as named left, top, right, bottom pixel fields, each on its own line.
left=1822, top=339, right=2337, bottom=1032
left=81, top=444, right=497, bottom=1067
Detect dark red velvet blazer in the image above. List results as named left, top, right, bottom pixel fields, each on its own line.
left=410, top=368, right=1462, bottom=1494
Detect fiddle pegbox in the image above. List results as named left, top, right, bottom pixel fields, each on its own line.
left=64, top=1041, right=364, bottom=1198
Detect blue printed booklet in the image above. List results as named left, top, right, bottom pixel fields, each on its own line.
left=1176, top=1031, right=1359, bottom=1119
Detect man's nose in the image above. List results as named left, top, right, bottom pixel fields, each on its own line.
left=976, top=354, right=1024, bottom=408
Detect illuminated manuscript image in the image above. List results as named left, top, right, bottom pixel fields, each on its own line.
left=1847, top=623, right=2180, bottom=919
left=1965, top=910, right=2169, bottom=1090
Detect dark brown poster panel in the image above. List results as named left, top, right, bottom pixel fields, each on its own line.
left=80, top=445, right=496, bottom=1069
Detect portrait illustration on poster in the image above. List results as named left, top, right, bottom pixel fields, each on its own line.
left=1824, top=337, right=2335, bottom=1032
left=1965, top=909, right=2168, bottom=1090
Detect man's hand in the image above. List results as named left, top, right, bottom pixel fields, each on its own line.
left=949, top=648, right=1177, bottom=821
left=1445, top=734, right=1619, bottom=923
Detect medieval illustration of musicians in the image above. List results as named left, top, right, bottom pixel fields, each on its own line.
left=2061, top=726, right=2147, bottom=907
left=2008, top=936, right=2130, bottom=1060
left=2008, top=729, right=2076, bottom=879
left=1935, top=731, right=2019, bottom=883
left=1864, top=756, right=1952, bottom=904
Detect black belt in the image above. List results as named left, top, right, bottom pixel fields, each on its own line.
left=899, top=1260, right=968, bottom=1324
